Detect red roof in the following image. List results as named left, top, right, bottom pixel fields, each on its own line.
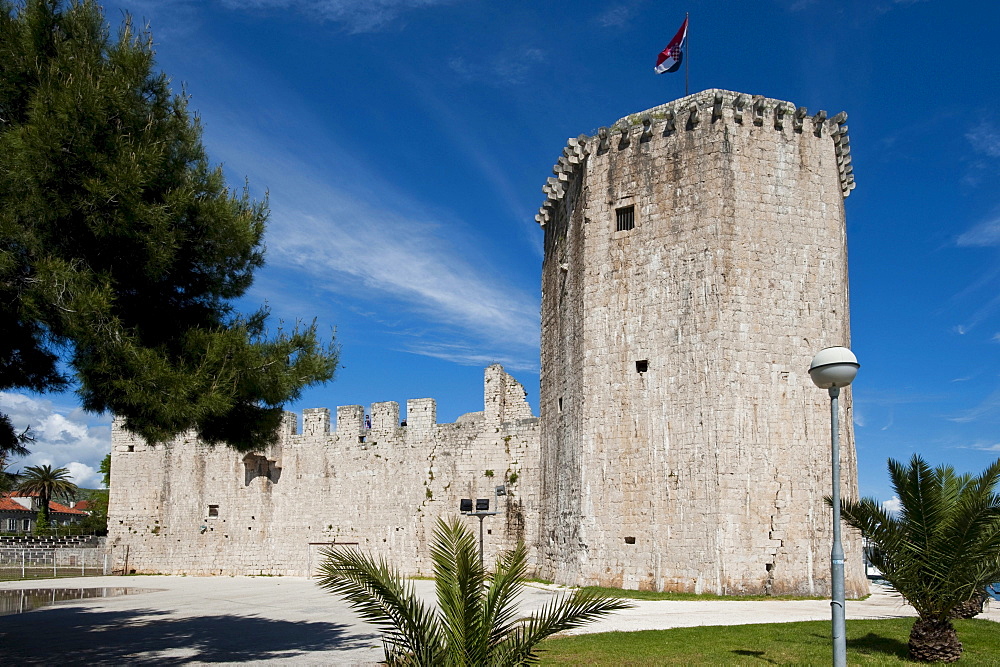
left=0, top=493, right=87, bottom=515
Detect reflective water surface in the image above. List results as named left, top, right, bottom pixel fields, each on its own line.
left=0, top=587, right=158, bottom=615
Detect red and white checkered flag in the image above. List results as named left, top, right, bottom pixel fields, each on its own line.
left=655, top=17, right=688, bottom=74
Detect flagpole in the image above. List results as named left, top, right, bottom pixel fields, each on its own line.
left=684, top=12, right=690, bottom=96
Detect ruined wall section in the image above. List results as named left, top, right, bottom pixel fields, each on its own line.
left=107, top=365, right=539, bottom=576
left=537, top=90, right=866, bottom=597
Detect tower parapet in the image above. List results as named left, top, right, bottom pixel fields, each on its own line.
left=536, top=89, right=854, bottom=231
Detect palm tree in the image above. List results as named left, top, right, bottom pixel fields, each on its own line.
left=316, top=517, right=631, bottom=665
left=839, top=455, right=1000, bottom=663
left=16, top=464, right=78, bottom=528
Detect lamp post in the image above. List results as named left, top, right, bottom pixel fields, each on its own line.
left=460, top=486, right=506, bottom=568
left=809, top=346, right=859, bottom=667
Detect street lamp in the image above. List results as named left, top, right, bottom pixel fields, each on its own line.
left=460, top=486, right=505, bottom=568
left=809, top=346, right=860, bottom=667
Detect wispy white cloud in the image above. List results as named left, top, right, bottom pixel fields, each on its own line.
left=957, top=216, right=1000, bottom=247
left=948, top=388, right=1000, bottom=424
left=394, top=65, right=543, bottom=255
left=593, top=3, right=641, bottom=28
left=0, top=393, right=110, bottom=488
left=218, top=0, right=459, bottom=33
left=199, top=100, right=540, bottom=368
left=966, top=121, right=1000, bottom=158
left=957, top=441, right=1000, bottom=452
left=947, top=240, right=1000, bottom=334
left=880, top=412, right=894, bottom=431
left=403, top=341, right=537, bottom=374
left=448, top=48, right=547, bottom=87
left=953, top=291, right=1000, bottom=336
left=267, top=206, right=539, bottom=351
left=993, top=333, right=1000, bottom=343
left=785, top=0, right=820, bottom=12
left=854, top=390, right=948, bottom=407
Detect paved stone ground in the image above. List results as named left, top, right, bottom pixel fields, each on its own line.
left=0, top=577, right=996, bottom=665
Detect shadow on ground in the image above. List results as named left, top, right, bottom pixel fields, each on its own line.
left=848, top=632, right=908, bottom=660
left=0, top=606, right=378, bottom=664
left=730, top=649, right=779, bottom=664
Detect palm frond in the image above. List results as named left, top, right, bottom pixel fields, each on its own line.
left=493, top=589, right=633, bottom=665
left=483, top=537, right=529, bottom=648
left=315, top=545, right=444, bottom=663
left=430, top=517, right=487, bottom=664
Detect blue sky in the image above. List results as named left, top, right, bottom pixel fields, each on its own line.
left=3, top=0, right=998, bottom=501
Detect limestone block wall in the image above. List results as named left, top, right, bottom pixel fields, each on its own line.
left=107, top=365, right=539, bottom=576
left=536, top=90, right=867, bottom=597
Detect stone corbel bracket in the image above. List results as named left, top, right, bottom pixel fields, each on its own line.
left=536, top=134, right=588, bottom=226
left=828, top=111, right=854, bottom=196
left=640, top=113, right=653, bottom=142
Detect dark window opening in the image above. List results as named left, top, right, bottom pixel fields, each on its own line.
left=558, top=397, right=563, bottom=412
left=127, top=445, right=134, bottom=452
left=359, top=435, right=366, bottom=443
left=616, top=205, right=635, bottom=232
left=624, top=536, right=636, bottom=544
left=243, top=454, right=281, bottom=485
left=208, top=505, right=219, bottom=518
left=636, top=360, right=648, bottom=373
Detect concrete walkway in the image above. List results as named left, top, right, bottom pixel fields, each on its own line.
left=0, top=576, right=995, bottom=665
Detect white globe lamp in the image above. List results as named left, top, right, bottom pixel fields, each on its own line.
left=809, top=346, right=859, bottom=389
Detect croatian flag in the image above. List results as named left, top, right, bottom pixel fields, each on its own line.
left=654, top=17, right=688, bottom=74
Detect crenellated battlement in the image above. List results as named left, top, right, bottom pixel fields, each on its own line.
left=273, top=364, right=534, bottom=447
left=114, top=364, right=535, bottom=457
left=535, top=88, right=854, bottom=229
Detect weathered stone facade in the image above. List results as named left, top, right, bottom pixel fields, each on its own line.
left=108, top=365, right=539, bottom=576
left=535, top=89, right=865, bottom=597
left=109, top=89, right=865, bottom=597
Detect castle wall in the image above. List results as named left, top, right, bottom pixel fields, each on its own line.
left=107, top=365, right=539, bottom=576
left=537, top=90, right=867, bottom=596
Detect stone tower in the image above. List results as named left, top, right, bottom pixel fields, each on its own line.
left=534, top=89, right=867, bottom=597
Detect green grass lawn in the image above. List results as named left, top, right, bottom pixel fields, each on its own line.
left=539, top=618, right=1000, bottom=665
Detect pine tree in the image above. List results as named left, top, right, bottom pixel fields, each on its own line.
left=0, top=0, right=337, bottom=452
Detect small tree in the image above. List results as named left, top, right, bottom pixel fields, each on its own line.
left=839, top=455, right=1000, bottom=663
left=99, top=453, right=111, bottom=488
left=317, top=518, right=631, bottom=665
left=33, top=512, right=50, bottom=535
